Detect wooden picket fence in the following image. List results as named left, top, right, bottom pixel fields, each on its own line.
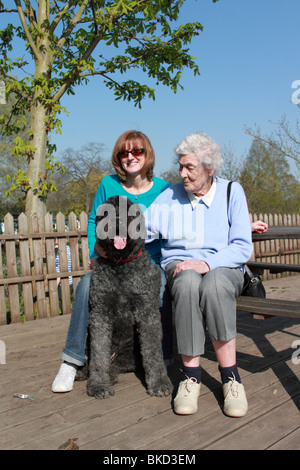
left=250, top=213, right=300, bottom=275
left=0, top=211, right=90, bottom=325
left=0, top=211, right=299, bottom=325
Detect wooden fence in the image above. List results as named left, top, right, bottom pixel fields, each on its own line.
left=0, top=211, right=299, bottom=325
left=0, top=211, right=90, bottom=325
left=250, top=213, right=300, bottom=276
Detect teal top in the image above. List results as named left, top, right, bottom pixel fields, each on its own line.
left=87, top=174, right=170, bottom=264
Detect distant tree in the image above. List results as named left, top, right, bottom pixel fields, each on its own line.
left=0, top=92, right=28, bottom=206
left=239, top=139, right=300, bottom=214
left=159, top=165, right=181, bottom=185
left=246, top=113, right=300, bottom=176
left=219, top=143, right=244, bottom=182
left=0, top=0, right=218, bottom=228
left=47, top=142, right=111, bottom=215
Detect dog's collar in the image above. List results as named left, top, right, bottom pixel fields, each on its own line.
left=108, top=249, right=143, bottom=263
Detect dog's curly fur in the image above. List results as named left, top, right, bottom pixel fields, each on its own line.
left=86, top=196, right=173, bottom=399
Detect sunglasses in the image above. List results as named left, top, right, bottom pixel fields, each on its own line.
left=117, top=148, right=144, bottom=159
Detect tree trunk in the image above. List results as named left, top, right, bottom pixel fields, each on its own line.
left=25, top=0, right=52, bottom=232
left=25, top=98, right=48, bottom=230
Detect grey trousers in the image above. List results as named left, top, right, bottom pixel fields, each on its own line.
left=164, top=261, right=244, bottom=357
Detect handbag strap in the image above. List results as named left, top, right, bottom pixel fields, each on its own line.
left=227, top=181, right=233, bottom=227
left=227, top=181, right=252, bottom=277
left=244, top=264, right=254, bottom=279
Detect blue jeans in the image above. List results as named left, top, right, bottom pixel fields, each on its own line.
left=61, top=268, right=173, bottom=366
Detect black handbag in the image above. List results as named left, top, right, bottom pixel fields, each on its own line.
left=241, top=265, right=266, bottom=298
left=227, top=181, right=266, bottom=299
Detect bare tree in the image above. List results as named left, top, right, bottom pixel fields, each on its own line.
left=246, top=113, right=300, bottom=178
left=47, top=142, right=110, bottom=215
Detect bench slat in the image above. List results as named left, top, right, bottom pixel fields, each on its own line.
left=237, top=296, right=300, bottom=318
left=247, top=262, right=300, bottom=273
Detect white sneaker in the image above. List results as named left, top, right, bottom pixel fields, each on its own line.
left=174, top=377, right=201, bottom=415
left=52, top=363, right=77, bottom=393
left=223, top=377, right=248, bottom=417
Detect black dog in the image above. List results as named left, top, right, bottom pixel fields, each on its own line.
left=86, top=196, right=173, bottom=399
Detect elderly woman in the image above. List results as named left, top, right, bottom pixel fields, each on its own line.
left=145, top=132, right=253, bottom=417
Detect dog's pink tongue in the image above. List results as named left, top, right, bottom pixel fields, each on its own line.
left=114, top=236, right=127, bottom=250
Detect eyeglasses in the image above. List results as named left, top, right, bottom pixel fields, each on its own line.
left=117, top=148, right=144, bottom=159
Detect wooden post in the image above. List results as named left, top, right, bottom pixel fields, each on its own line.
left=4, top=213, right=21, bottom=323
left=32, top=213, right=48, bottom=318
left=45, top=212, right=60, bottom=316
left=0, top=237, right=7, bottom=325
left=18, top=213, right=34, bottom=320
left=56, top=212, right=71, bottom=315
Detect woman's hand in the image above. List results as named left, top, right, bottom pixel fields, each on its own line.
left=251, top=220, right=268, bottom=233
left=88, top=258, right=96, bottom=270
left=173, top=259, right=210, bottom=277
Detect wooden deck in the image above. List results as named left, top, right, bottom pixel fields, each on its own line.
left=1, top=303, right=300, bottom=452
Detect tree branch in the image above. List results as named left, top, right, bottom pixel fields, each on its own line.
left=14, top=0, right=40, bottom=60
left=54, top=0, right=90, bottom=51
left=52, top=10, right=117, bottom=102
left=0, top=9, right=18, bottom=13
left=49, top=1, right=71, bottom=34
left=24, top=0, right=38, bottom=30
left=246, top=127, right=300, bottom=165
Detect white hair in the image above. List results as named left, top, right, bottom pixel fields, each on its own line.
left=174, top=132, right=223, bottom=172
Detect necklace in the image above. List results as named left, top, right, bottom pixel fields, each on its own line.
left=122, top=180, right=153, bottom=199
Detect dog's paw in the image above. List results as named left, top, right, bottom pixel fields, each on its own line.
left=147, top=377, right=173, bottom=397
left=87, top=383, right=115, bottom=399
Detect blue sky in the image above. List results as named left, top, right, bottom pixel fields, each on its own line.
left=6, top=0, right=300, bottom=176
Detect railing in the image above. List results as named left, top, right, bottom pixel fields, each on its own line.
left=0, top=211, right=299, bottom=324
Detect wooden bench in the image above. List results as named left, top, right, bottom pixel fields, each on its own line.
left=237, top=296, right=300, bottom=319
left=239, top=225, right=300, bottom=319
left=247, top=261, right=300, bottom=274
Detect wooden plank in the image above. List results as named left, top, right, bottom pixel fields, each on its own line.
left=45, top=213, right=60, bottom=317
left=135, top=359, right=300, bottom=451
left=18, top=213, right=34, bottom=321
left=252, top=226, right=300, bottom=241
left=247, top=261, right=300, bottom=273
left=1, top=277, right=300, bottom=450
left=4, top=213, right=21, bottom=322
left=56, top=213, right=71, bottom=315
left=31, top=214, right=48, bottom=318
left=0, top=314, right=299, bottom=450
left=68, top=212, right=81, bottom=292
left=0, top=240, right=6, bottom=325
left=268, top=426, right=300, bottom=450
left=56, top=212, right=71, bottom=314
left=85, top=357, right=300, bottom=451
left=80, top=212, right=89, bottom=274
left=205, top=397, right=300, bottom=450
left=237, top=297, right=300, bottom=318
